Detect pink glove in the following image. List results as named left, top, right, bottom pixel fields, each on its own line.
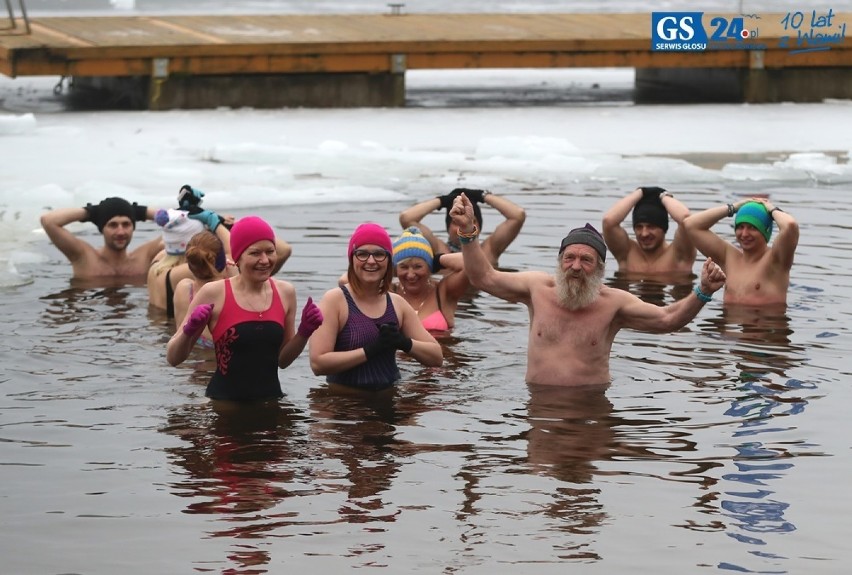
left=183, top=303, right=213, bottom=337
left=297, top=297, right=323, bottom=338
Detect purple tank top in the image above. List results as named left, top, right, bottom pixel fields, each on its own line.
left=328, top=286, right=401, bottom=390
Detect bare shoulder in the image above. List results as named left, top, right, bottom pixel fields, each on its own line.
left=525, top=270, right=555, bottom=286
left=599, top=284, right=640, bottom=305
left=175, top=277, right=193, bottom=290
left=273, top=278, right=296, bottom=296
left=320, top=286, right=345, bottom=305
left=196, top=278, right=226, bottom=300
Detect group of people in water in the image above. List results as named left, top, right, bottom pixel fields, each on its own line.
left=39, top=182, right=799, bottom=400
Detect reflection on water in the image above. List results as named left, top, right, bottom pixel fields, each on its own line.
left=5, top=186, right=851, bottom=574
left=608, top=271, right=695, bottom=306
left=162, top=400, right=313, bottom=571
left=699, top=304, right=820, bottom=572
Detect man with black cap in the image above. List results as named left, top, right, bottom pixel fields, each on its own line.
left=40, top=197, right=163, bottom=280
left=398, top=187, right=526, bottom=269
left=602, top=186, right=696, bottom=277
left=450, top=193, right=726, bottom=387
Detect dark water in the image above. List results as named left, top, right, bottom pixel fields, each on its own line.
left=2, top=179, right=851, bottom=574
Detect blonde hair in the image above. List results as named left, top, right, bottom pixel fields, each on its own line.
left=185, top=231, right=223, bottom=281
left=149, top=253, right=184, bottom=276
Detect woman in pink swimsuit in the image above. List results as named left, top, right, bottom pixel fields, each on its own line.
left=167, top=216, right=323, bottom=402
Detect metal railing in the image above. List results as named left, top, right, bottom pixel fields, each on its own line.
left=3, top=0, right=30, bottom=34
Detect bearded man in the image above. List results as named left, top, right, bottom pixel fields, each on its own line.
left=450, top=194, right=726, bottom=387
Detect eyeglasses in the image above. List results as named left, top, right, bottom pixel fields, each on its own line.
left=353, top=249, right=389, bottom=263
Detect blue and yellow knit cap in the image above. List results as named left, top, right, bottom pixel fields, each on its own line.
left=735, top=201, right=773, bottom=242
left=393, top=227, right=434, bottom=268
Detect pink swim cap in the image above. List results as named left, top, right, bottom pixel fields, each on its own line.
left=348, top=222, right=392, bottom=258
left=230, top=216, right=276, bottom=262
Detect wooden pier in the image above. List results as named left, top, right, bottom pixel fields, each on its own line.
left=1, top=12, right=850, bottom=108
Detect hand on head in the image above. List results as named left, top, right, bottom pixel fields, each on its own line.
left=297, top=297, right=323, bottom=338
left=183, top=303, right=213, bottom=337
left=187, top=209, right=222, bottom=232
left=178, top=185, right=204, bottom=209
left=458, top=188, right=487, bottom=204
left=639, top=186, right=666, bottom=201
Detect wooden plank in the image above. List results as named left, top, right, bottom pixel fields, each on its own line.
left=1, top=13, right=850, bottom=79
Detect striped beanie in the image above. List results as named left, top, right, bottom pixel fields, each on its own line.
left=392, top=226, right=434, bottom=268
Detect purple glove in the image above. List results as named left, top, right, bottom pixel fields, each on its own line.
left=297, top=297, right=323, bottom=338
left=154, top=209, right=170, bottom=227
left=183, top=303, right=213, bottom=337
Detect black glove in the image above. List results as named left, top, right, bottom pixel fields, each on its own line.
left=132, top=202, right=148, bottom=222
left=82, top=199, right=146, bottom=229
left=363, top=324, right=395, bottom=360
left=380, top=323, right=413, bottom=353
left=82, top=202, right=99, bottom=224
left=363, top=323, right=412, bottom=359
left=640, top=186, right=666, bottom=201
left=437, top=189, right=461, bottom=210
left=432, top=253, right=445, bottom=273
left=457, top=188, right=486, bottom=204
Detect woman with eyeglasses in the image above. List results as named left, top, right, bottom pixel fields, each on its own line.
left=309, top=222, right=443, bottom=392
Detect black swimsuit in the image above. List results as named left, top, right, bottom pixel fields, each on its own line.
left=165, top=269, right=175, bottom=319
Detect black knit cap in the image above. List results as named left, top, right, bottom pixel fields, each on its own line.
left=632, top=197, right=669, bottom=232
left=559, top=223, right=607, bottom=261
left=91, top=197, right=136, bottom=233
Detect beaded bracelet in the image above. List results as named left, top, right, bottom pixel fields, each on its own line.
left=693, top=285, right=713, bottom=303
left=457, top=225, right=479, bottom=245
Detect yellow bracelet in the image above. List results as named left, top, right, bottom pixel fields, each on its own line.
left=457, top=225, right=479, bottom=245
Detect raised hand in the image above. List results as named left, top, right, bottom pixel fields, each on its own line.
left=699, top=258, right=726, bottom=294
left=178, top=185, right=204, bottom=209
left=296, top=297, right=323, bottom=338
left=640, top=186, right=666, bottom=201
left=183, top=303, right=213, bottom=337
left=437, top=189, right=460, bottom=210
left=187, top=209, right=222, bottom=232
left=449, top=193, right=476, bottom=232
left=458, top=188, right=486, bottom=203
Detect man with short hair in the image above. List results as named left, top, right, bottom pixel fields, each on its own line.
left=450, top=193, right=726, bottom=387
left=40, top=196, right=163, bottom=280
left=602, top=186, right=696, bottom=277
left=684, top=197, right=798, bottom=305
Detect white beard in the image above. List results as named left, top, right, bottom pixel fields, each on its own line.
left=554, top=262, right=604, bottom=310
